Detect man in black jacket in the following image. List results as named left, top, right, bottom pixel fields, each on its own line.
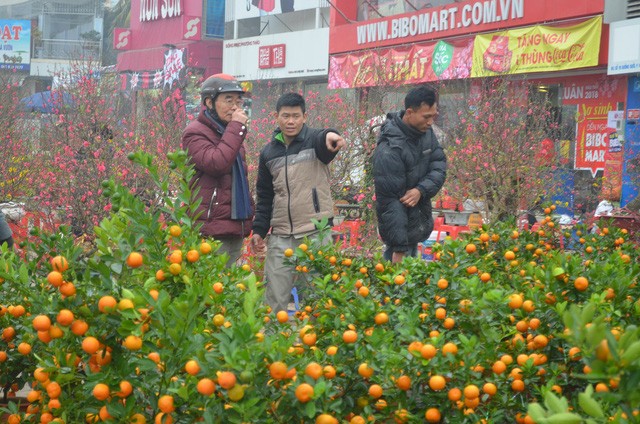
left=373, top=85, right=447, bottom=263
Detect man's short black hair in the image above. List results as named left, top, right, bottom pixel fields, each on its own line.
left=276, top=92, right=306, bottom=114
left=405, top=85, right=438, bottom=110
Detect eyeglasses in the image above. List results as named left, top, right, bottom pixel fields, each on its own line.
left=218, top=97, right=245, bottom=107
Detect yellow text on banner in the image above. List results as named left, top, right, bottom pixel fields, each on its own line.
left=471, top=16, right=602, bottom=77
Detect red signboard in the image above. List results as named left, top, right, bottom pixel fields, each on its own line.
left=183, top=16, right=201, bottom=40
left=329, top=0, right=604, bottom=54
left=328, top=38, right=473, bottom=89
left=113, top=28, right=132, bottom=50
left=258, top=44, right=286, bottom=69
left=555, top=75, right=627, bottom=177
left=272, top=44, right=286, bottom=68
left=258, top=46, right=271, bottom=69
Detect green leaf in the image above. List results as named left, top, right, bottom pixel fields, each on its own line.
left=303, top=401, right=316, bottom=418
left=527, top=403, right=548, bottom=423
left=578, top=389, right=605, bottom=418
left=544, top=412, right=584, bottom=424
left=544, top=391, right=568, bottom=414
left=621, top=341, right=640, bottom=365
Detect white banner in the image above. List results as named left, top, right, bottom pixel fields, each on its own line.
left=608, top=18, right=640, bottom=75
left=234, top=0, right=323, bottom=20
left=223, top=28, right=329, bottom=81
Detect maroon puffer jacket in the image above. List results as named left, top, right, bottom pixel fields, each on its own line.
left=181, top=111, right=253, bottom=238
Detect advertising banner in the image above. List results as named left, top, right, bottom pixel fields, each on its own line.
left=234, top=0, right=321, bottom=20
left=601, top=150, right=624, bottom=201
left=556, top=75, right=627, bottom=178
left=621, top=77, right=640, bottom=207
left=223, top=29, right=328, bottom=81
left=608, top=17, right=640, bottom=75
left=119, top=48, right=186, bottom=91
left=471, top=16, right=602, bottom=77
left=332, top=0, right=604, bottom=54
left=0, top=19, right=31, bottom=71
left=328, top=38, right=473, bottom=89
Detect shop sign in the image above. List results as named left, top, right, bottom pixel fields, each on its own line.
left=558, top=75, right=628, bottom=178
left=621, top=76, right=640, bottom=207
left=471, top=16, right=601, bottom=77
left=608, top=18, right=640, bottom=75
left=0, top=19, right=30, bottom=71
left=183, top=17, right=201, bottom=40
left=258, top=44, right=286, bottom=69
left=331, top=0, right=603, bottom=54
left=328, top=38, right=472, bottom=89
left=140, top=0, right=183, bottom=22
left=223, top=29, right=328, bottom=81
left=114, top=28, right=131, bottom=50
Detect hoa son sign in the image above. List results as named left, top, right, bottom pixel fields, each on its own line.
left=140, top=0, right=182, bottom=22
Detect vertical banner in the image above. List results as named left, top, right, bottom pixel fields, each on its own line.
left=621, top=77, right=640, bottom=207
left=558, top=75, right=627, bottom=177
left=471, top=17, right=602, bottom=77
left=0, top=19, right=31, bottom=71
left=601, top=150, right=624, bottom=201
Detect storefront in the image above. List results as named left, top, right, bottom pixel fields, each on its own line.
left=115, top=0, right=225, bottom=114
left=221, top=1, right=333, bottom=117
left=327, top=0, right=623, bottom=215
left=608, top=17, right=640, bottom=208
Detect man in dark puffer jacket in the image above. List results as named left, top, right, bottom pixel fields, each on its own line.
left=373, top=85, right=447, bottom=263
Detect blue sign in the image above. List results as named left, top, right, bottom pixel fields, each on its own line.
left=205, top=1, right=224, bottom=38
left=0, top=19, right=31, bottom=71
left=621, top=76, right=640, bottom=207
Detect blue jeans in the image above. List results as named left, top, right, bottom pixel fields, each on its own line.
left=383, top=244, right=418, bottom=261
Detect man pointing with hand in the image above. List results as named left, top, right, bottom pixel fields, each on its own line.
left=251, top=92, right=346, bottom=315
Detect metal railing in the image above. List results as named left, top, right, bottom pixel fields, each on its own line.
left=33, top=39, right=100, bottom=60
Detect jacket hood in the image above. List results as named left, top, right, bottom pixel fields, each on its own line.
left=378, top=111, right=427, bottom=145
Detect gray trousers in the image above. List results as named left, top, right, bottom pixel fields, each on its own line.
left=214, top=236, right=245, bottom=267
left=264, top=233, right=330, bottom=315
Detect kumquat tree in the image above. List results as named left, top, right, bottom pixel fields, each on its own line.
left=1, top=146, right=639, bottom=423
left=1, top=59, right=640, bottom=424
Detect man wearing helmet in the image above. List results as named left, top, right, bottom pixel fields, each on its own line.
left=182, top=74, right=254, bottom=266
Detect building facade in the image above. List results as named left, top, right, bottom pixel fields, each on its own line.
left=324, top=0, right=636, bottom=214
left=221, top=0, right=333, bottom=115
left=114, top=0, right=224, bottom=92
left=0, top=0, right=103, bottom=92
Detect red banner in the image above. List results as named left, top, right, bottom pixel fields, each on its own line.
left=328, top=38, right=473, bottom=89
left=330, top=0, right=605, bottom=54
left=602, top=149, right=624, bottom=201
left=559, top=75, right=627, bottom=177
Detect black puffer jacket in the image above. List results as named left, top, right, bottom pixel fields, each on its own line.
left=373, top=111, right=447, bottom=253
